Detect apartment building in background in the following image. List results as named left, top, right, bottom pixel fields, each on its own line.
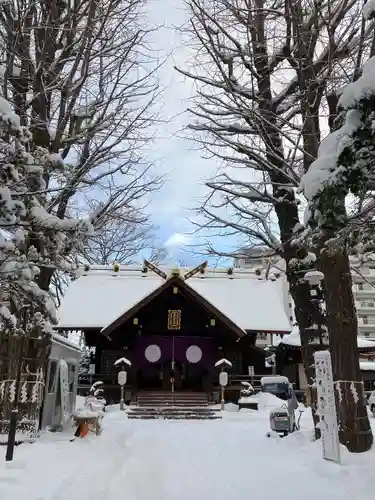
left=233, top=248, right=294, bottom=347
left=351, top=256, right=375, bottom=339
left=233, top=247, right=279, bottom=271
left=235, top=249, right=375, bottom=343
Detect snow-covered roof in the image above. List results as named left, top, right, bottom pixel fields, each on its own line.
left=56, top=265, right=292, bottom=333
left=52, top=332, right=81, bottom=352
left=360, top=361, right=375, bottom=371
left=260, top=376, right=289, bottom=385
left=276, top=329, right=375, bottom=350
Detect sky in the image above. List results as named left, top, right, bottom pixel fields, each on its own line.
left=141, top=1, right=335, bottom=268
left=143, top=0, right=243, bottom=266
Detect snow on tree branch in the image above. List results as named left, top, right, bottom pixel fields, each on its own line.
left=301, top=52, right=375, bottom=254
left=0, top=97, right=91, bottom=335
left=0, top=0, right=163, bottom=292
left=178, top=0, right=367, bottom=259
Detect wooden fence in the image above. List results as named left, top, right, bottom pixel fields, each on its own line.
left=0, top=333, right=51, bottom=442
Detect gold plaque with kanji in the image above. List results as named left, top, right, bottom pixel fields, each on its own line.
left=167, top=309, right=181, bottom=330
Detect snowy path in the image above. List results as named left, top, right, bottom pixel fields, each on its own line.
left=0, top=408, right=374, bottom=500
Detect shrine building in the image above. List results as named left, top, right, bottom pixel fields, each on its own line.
left=56, top=262, right=292, bottom=403
left=275, top=329, right=375, bottom=392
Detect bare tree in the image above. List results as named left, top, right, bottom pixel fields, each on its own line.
left=0, top=0, right=163, bottom=291
left=84, top=211, right=167, bottom=265
left=47, top=207, right=167, bottom=307
left=176, top=0, right=373, bottom=451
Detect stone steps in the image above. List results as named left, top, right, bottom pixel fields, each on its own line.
left=128, top=414, right=220, bottom=420
left=131, top=391, right=220, bottom=420
left=137, top=401, right=209, bottom=407
left=129, top=406, right=220, bottom=414
left=127, top=407, right=221, bottom=420
left=137, top=391, right=209, bottom=408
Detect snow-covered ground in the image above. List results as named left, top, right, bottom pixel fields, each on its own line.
left=0, top=399, right=374, bottom=500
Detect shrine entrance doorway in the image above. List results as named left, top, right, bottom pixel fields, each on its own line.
left=134, top=335, right=214, bottom=392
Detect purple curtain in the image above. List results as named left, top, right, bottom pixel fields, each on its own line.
left=133, top=335, right=215, bottom=368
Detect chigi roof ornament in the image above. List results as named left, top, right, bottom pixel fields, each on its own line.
left=143, top=259, right=167, bottom=279
left=142, top=260, right=208, bottom=281
left=183, top=261, right=208, bottom=280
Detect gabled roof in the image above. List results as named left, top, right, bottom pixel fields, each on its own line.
left=100, top=275, right=247, bottom=338
left=56, top=265, right=292, bottom=334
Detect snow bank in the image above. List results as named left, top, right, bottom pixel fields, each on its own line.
left=237, top=391, right=287, bottom=411
left=238, top=396, right=258, bottom=405
left=255, top=392, right=286, bottom=411
left=224, top=402, right=239, bottom=412
left=1, top=407, right=375, bottom=500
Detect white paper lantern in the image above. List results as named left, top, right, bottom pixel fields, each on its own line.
left=186, top=345, right=202, bottom=363
left=145, top=344, right=161, bottom=363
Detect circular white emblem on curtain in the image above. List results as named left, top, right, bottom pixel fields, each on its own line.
left=186, top=345, right=202, bottom=363
left=145, top=344, right=161, bottom=363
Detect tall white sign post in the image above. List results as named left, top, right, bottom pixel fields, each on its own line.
left=314, top=350, right=341, bottom=464
left=59, top=359, right=70, bottom=426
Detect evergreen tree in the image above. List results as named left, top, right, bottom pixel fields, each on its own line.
left=0, top=95, right=92, bottom=333
left=0, top=95, right=92, bottom=438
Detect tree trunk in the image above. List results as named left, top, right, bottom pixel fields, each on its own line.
left=247, top=6, right=322, bottom=432
left=287, top=271, right=320, bottom=434
left=37, top=267, right=55, bottom=293
left=319, top=250, right=373, bottom=452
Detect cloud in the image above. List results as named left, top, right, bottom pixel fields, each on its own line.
left=143, top=2, right=245, bottom=259
left=145, top=4, right=219, bottom=223
left=164, top=232, right=191, bottom=248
